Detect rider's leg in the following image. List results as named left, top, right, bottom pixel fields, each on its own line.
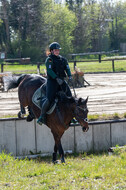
left=37, top=98, right=50, bottom=125
left=37, top=79, right=58, bottom=125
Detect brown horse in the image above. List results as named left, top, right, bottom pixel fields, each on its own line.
left=4, top=74, right=89, bottom=163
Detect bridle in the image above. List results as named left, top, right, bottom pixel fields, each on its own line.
left=75, top=105, right=88, bottom=122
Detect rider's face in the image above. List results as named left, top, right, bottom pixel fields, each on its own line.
left=52, top=49, right=60, bottom=56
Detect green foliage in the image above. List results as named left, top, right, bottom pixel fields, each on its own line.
left=113, top=145, right=126, bottom=155
left=1, top=0, right=126, bottom=60
left=88, top=114, right=99, bottom=121
left=113, top=112, right=120, bottom=119
left=124, top=112, right=126, bottom=118
left=43, top=1, right=77, bottom=56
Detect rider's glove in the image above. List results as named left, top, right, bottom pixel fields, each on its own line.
left=56, top=77, right=64, bottom=85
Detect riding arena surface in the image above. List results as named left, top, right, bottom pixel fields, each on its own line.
left=0, top=72, right=126, bottom=117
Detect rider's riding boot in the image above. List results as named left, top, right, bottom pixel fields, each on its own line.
left=37, top=99, right=50, bottom=125
left=71, top=117, right=78, bottom=124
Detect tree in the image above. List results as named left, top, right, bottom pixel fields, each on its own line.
left=0, top=0, right=13, bottom=53
left=43, top=0, right=77, bottom=56
left=9, top=0, right=45, bottom=59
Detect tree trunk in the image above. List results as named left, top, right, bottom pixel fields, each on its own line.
left=1, top=0, right=12, bottom=54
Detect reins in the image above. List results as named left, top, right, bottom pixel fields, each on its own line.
left=60, top=79, right=77, bottom=98
left=69, top=80, right=77, bottom=98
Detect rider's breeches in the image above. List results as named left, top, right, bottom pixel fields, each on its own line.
left=46, top=79, right=72, bottom=103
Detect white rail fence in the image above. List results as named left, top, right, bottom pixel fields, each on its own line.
left=0, top=118, right=126, bottom=156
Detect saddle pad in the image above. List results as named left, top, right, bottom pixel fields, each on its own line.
left=32, top=87, right=57, bottom=115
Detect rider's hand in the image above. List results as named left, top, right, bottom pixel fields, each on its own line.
left=56, top=77, right=64, bottom=85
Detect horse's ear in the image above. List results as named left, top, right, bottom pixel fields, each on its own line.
left=78, top=98, right=82, bottom=105
left=85, top=96, right=89, bottom=104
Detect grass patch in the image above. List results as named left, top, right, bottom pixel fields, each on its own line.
left=2, top=60, right=126, bottom=74
left=0, top=149, right=126, bottom=189
left=69, top=60, right=126, bottom=73
left=113, top=112, right=120, bottom=119
left=0, top=114, right=18, bottom=119
left=2, top=63, right=46, bottom=74
left=1, top=112, right=126, bottom=121
left=88, top=112, right=126, bottom=121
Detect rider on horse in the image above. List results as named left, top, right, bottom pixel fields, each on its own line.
left=37, top=42, right=73, bottom=125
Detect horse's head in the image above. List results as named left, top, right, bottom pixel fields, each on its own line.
left=74, top=97, right=89, bottom=132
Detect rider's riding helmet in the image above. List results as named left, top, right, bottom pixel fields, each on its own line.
left=49, top=42, right=61, bottom=51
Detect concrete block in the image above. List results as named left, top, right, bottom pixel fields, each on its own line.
left=75, top=125, right=93, bottom=152
left=111, top=122, right=126, bottom=146
left=0, top=120, right=16, bottom=155
left=61, top=127, right=75, bottom=152
left=93, top=124, right=111, bottom=151
left=16, top=119, right=36, bottom=156
left=36, top=123, right=54, bottom=153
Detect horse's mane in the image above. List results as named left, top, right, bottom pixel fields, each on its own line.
left=57, top=92, right=76, bottom=105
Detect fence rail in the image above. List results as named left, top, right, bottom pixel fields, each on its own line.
left=1, top=57, right=126, bottom=73
left=69, top=58, right=126, bottom=72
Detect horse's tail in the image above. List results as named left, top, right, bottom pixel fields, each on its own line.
left=3, top=74, right=27, bottom=91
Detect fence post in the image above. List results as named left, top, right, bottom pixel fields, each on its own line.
left=1, top=63, right=4, bottom=72
left=99, top=54, right=101, bottom=63
left=112, top=59, right=115, bottom=72
left=74, top=61, right=76, bottom=70
left=37, top=63, right=40, bottom=75
left=73, top=126, right=77, bottom=153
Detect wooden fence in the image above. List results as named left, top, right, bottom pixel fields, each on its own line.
left=70, top=58, right=126, bottom=72
left=0, top=117, right=126, bottom=156
left=1, top=58, right=126, bottom=74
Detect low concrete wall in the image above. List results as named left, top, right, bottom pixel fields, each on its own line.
left=0, top=118, right=126, bottom=156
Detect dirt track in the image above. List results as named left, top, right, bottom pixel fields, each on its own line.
left=0, top=73, right=126, bottom=117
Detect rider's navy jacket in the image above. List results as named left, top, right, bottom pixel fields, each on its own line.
left=45, top=54, right=71, bottom=80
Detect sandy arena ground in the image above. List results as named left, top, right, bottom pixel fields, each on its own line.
left=0, top=73, right=126, bottom=117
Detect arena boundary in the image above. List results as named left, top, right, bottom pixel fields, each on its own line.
left=0, top=118, right=126, bottom=156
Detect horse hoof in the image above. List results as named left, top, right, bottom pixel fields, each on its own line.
left=21, top=113, right=25, bottom=118
left=52, top=160, right=60, bottom=164
left=18, top=111, right=25, bottom=118
left=26, top=115, right=33, bottom=122
left=18, top=111, right=22, bottom=118
left=61, top=158, right=65, bottom=163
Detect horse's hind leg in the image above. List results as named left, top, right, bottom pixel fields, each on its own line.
left=18, top=104, right=26, bottom=118
left=26, top=106, right=35, bottom=122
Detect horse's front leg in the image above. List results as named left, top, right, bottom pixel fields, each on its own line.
left=58, top=142, right=65, bottom=163
left=52, top=141, right=65, bottom=163
left=52, top=144, right=58, bottom=164
left=52, top=132, right=64, bottom=164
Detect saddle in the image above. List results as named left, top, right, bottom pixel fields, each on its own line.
left=32, top=83, right=58, bottom=115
